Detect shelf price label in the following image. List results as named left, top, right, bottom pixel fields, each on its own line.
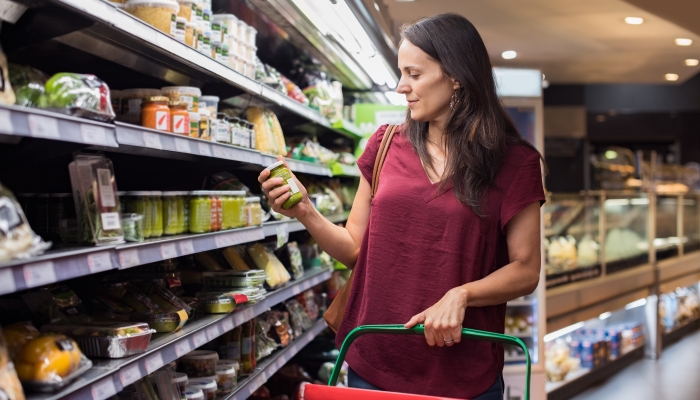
left=214, top=233, right=235, bottom=248
left=80, top=124, right=108, bottom=146
left=0, top=109, right=13, bottom=134
left=0, top=268, right=16, bottom=295
left=193, top=331, right=207, bottom=348
left=119, top=249, right=140, bottom=269
left=87, top=252, right=114, bottom=273
left=206, top=325, right=221, bottom=341
left=160, top=243, right=178, bottom=259
left=222, top=318, right=234, bottom=332
left=119, top=364, right=142, bottom=387
left=276, top=224, right=289, bottom=249
left=144, top=353, right=164, bottom=374
left=198, top=142, right=212, bottom=157
left=212, top=145, right=225, bottom=159
left=91, top=378, right=117, bottom=400
left=179, top=240, right=195, bottom=256
left=174, top=339, right=192, bottom=358
left=23, top=261, right=56, bottom=288
left=174, top=138, right=191, bottom=153
left=143, top=132, right=163, bottom=149
left=28, top=114, right=59, bottom=139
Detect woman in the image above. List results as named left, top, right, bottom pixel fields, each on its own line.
left=259, top=13, right=544, bottom=400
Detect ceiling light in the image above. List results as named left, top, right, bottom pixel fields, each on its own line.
left=625, top=17, right=644, bottom=25
left=624, top=298, right=647, bottom=310
left=675, top=38, right=693, bottom=46
left=686, top=59, right=699, bottom=66
left=666, top=73, right=679, bottom=81
left=501, top=50, right=517, bottom=60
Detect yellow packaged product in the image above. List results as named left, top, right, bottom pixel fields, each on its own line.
left=221, top=246, right=251, bottom=271
left=125, top=0, right=180, bottom=37
left=246, top=243, right=290, bottom=288
left=195, top=251, right=226, bottom=271
left=15, top=334, right=83, bottom=384
left=2, top=321, right=40, bottom=362
left=0, top=325, right=25, bottom=400
left=246, top=107, right=277, bottom=155
left=267, top=109, right=287, bottom=157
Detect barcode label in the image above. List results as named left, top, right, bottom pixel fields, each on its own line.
left=101, top=212, right=121, bottom=230
left=23, top=261, right=56, bottom=288
left=87, top=252, right=113, bottom=273
left=97, top=168, right=116, bottom=207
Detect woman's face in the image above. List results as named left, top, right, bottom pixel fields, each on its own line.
left=396, top=40, right=459, bottom=123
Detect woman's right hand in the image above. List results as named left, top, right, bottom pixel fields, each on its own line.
left=258, top=156, right=313, bottom=220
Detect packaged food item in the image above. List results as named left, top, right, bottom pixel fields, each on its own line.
left=9, top=63, right=47, bottom=107
left=0, top=325, right=24, bottom=400
left=125, top=0, right=179, bottom=37
left=245, top=25, right=257, bottom=46
left=246, top=107, right=286, bottom=156
left=186, top=378, right=216, bottom=400
left=199, top=95, right=219, bottom=115
left=184, top=388, right=204, bottom=400
left=196, top=295, right=235, bottom=314
left=120, top=88, right=161, bottom=124
left=240, top=320, right=255, bottom=375
left=218, top=329, right=241, bottom=364
left=201, top=8, right=212, bottom=30
left=209, top=192, right=222, bottom=232
left=245, top=197, right=263, bottom=226
left=178, top=191, right=189, bottom=233
left=176, top=0, right=195, bottom=21
left=216, top=359, right=240, bottom=379
left=174, top=17, right=187, bottom=42
left=201, top=270, right=267, bottom=288
left=185, top=22, right=196, bottom=47
left=172, top=372, right=188, bottom=396
left=247, top=243, right=291, bottom=288
left=188, top=191, right=211, bottom=233
left=221, top=246, right=250, bottom=270
left=141, top=312, right=188, bottom=332
left=254, top=316, right=277, bottom=361
left=0, top=183, right=50, bottom=261
left=122, top=213, right=145, bottom=242
left=188, top=111, right=200, bottom=138
left=266, top=161, right=303, bottom=209
left=2, top=321, right=40, bottom=362
left=212, top=115, right=230, bottom=144
left=214, top=366, right=235, bottom=394
left=179, top=350, right=218, bottom=377
left=211, top=41, right=222, bottom=61
left=161, top=86, right=201, bottom=112
left=149, top=191, right=164, bottom=237
left=15, top=334, right=89, bottom=388
left=195, top=23, right=204, bottom=51
left=126, top=192, right=152, bottom=238
left=162, top=192, right=180, bottom=235
left=194, top=251, right=225, bottom=271
left=122, top=283, right=161, bottom=314
left=202, top=31, right=212, bottom=55
left=41, top=73, right=115, bottom=121
left=281, top=75, right=309, bottom=105
left=198, top=109, right=211, bottom=140
left=68, top=154, right=124, bottom=245
left=142, top=96, right=171, bottom=132
left=40, top=322, right=154, bottom=358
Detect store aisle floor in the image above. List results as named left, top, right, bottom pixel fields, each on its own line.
left=571, top=328, right=700, bottom=400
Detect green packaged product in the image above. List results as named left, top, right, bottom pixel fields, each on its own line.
left=265, top=161, right=302, bottom=209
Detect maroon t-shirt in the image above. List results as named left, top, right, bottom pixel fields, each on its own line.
left=336, top=124, right=545, bottom=398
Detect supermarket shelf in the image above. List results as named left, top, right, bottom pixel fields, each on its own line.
left=25, top=268, right=332, bottom=400
left=545, top=345, right=645, bottom=400
left=0, top=104, right=118, bottom=147
left=658, top=251, right=700, bottom=293
left=662, top=317, right=700, bottom=348
left=331, top=163, right=361, bottom=178
left=261, top=212, right=351, bottom=237
left=331, top=119, right=363, bottom=140
left=226, top=319, right=329, bottom=400
left=0, top=227, right=265, bottom=296
left=260, top=154, right=333, bottom=177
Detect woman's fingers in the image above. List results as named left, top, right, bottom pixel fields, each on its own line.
left=268, top=185, right=290, bottom=200
left=274, top=192, right=291, bottom=207
left=257, top=168, right=271, bottom=183
left=261, top=177, right=284, bottom=192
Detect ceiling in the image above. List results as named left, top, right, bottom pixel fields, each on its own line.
left=375, top=0, right=700, bottom=84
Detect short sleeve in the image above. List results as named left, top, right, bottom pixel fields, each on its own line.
left=499, top=150, right=546, bottom=233
left=356, top=124, right=390, bottom=183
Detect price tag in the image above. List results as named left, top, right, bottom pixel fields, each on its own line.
left=143, top=132, right=163, bottom=149
left=222, top=318, right=234, bottom=332
left=28, top=114, right=59, bottom=139
left=193, top=331, right=207, bottom=348
left=174, top=138, right=191, bottom=153
left=206, top=325, right=221, bottom=341
left=81, top=124, right=108, bottom=146
left=179, top=240, right=195, bottom=256
left=23, top=261, right=56, bottom=288
left=233, top=311, right=247, bottom=326
left=87, top=252, right=114, bottom=273
left=144, top=352, right=164, bottom=374
left=119, top=249, right=140, bottom=269
left=174, top=339, right=192, bottom=357
left=276, top=224, right=289, bottom=249
left=100, top=212, right=121, bottom=231
left=212, top=145, right=225, bottom=159
left=0, top=268, right=16, bottom=295
left=243, top=307, right=255, bottom=320
left=160, top=243, right=178, bottom=259
left=215, top=233, right=237, bottom=248
left=0, top=109, right=13, bottom=134
left=91, top=378, right=117, bottom=400
left=198, top=142, right=211, bottom=156
left=119, top=364, right=141, bottom=387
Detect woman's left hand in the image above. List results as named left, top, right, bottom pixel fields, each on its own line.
left=404, top=287, right=469, bottom=347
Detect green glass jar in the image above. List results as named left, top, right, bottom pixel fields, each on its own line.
left=231, top=191, right=246, bottom=228
left=162, top=192, right=180, bottom=236
left=177, top=191, right=188, bottom=234
left=126, top=191, right=152, bottom=238
left=150, top=191, right=164, bottom=238
left=266, top=161, right=302, bottom=209
left=221, top=192, right=235, bottom=231
left=189, top=191, right=212, bottom=233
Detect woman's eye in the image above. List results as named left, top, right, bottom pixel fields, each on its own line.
left=409, top=74, right=419, bottom=78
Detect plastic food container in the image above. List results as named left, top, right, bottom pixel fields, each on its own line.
left=173, top=372, right=188, bottom=394
left=143, top=282, right=194, bottom=316
left=195, top=22, right=204, bottom=51
left=193, top=1, right=203, bottom=23
left=245, top=197, right=263, bottom=226
left=201, top=270, right=267, bottom=288
left=211, top=40, right=222, bottom=60
left=170, top=101, right=190, bottom=135
left=189, top=191, right=211, bottom=233
left=266, top=161, right=303, bottom=209
left=185, top=21, right=196, bottom=47
left=176, top=0, right=195, bottom=21
left=247, top=61, right=256, bottom=80
left=161, top=86, right=201, bottom=112
left=175, top=17, right=187, bottom=42
left=235, top=20, right=246, bottom=41
left=215, top=366, right=236, bottom=394
left=245, top=25, right=257, bottom=46
left=211, top=19, right=223, bottom=43
left=122, top=213, right=145, bottom=242
left=125, top=0, right=180, bottom=37
left=142, top=312, right=187, bottom=332
left=123, top=283, right=161, bottom=313
left=212, top=117, right=230, bottom=144
left=40, top=322, right=155, bottom=358
left=179, top=350, right=219, bottom=377
left=187, top=378, right=217, bottom=400
left=184, top=388, right=204, bottom=400
left=141, top=96, right=171, bottom=132
left=197, top=295, right=235, bottom=314
left=150, top=191, right=164, bottom=237
left=201, top=8, right=212, bottom=30
left=200, top=95, right=219, bottom=115
left=120, top=88, right=161, bottom=123
left=189, top=111, right=200, bottom=138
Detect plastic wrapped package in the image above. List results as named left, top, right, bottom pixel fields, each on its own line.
left=254, top=317, right=277, bottom=361
left=2, top=321, right=40, bottom=363
left=285, top=299, right=312, bottom=336
left=9, top=63, right=48, bottom=107
left=15, top=334, right=92, bottom=392
left=68, top=154, right=124, bottom=245
left=0, top=35, right=15, bottom=105
left=40, top=73, right=115, bottom=121
left=221, top=246, right=251, bottom=270
left=284, top=242, right=304, bottom=279
left=0, top=326, right=25, bottom=400
left=247, top=243, right=291, bottom=288
left=246, top=107, right=286, bottom=156
left=179, top=350, right=218, bottom=378
left=194, top=251, right=226, bottom=271
left=0, top=183, right=51, bottom=261
left=201, top=270, right=267, bottom=288
left=295, top=289, right=318, bottom=320
left=280, top=75, right=308, bottom=106
left=40, top=322, right=154, bottom=358
left=141, top=282, right=193, bottom=317
left=196, top=295, right=235, bottom=314
left=122, top=213, right=145, bottom=242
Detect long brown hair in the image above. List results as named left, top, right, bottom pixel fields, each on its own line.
left=400, top=13, right=541, bottom=216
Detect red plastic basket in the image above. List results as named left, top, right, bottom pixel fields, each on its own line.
left=299, top=324, right=531, bottom=400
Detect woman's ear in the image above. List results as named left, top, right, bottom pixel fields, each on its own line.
left=452, top=79, right=461, bottom=90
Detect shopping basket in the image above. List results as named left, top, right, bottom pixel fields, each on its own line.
left=300, top=324, right=530, bottom=400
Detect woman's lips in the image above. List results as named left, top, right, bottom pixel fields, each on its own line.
left=407, top=100, right=418, bottom=106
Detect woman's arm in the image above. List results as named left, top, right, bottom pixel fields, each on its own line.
left=405, top=202, right=541, bottom=347
left=259, top=156, right=372, bottom=268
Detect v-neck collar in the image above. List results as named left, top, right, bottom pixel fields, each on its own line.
left=408, top=142, right=454, bottom=203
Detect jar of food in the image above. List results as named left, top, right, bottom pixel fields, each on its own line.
left=245, top=197, right=263, bottom=226
left=185, top=21, right=196, bottom=47
left=197, top=295, right=235, bottom=313
left=209, top=191, right=222, bottom=232
left=227, top=191, right=245, bottom=229
left=111, top=90, right=122, bottom=115
left=242, top=121, right=252, bottom=149
left=266, top=161, right=302, bottom=209
left=169, top=101, right=190, bottom=135
left=175, top=17, right=186, bottom=42
left=214, top=14, right=238, bottom=40
left=142, top=96, right=171, bottom=132
left=214, top=366, right=236, bottom=394
left=189, top=191, right=211, bottom=233
left=211, top=40, right=222, bottom=60
left=188, top=111, right=200, bottom=138
left=187, top=379, right=216, bottom=400
left=198, top=109, right=211, bottom=140
left=179, top=350, right=219, bottom=377
left=211, top=19, right=223, bottom=43
left=202, top=31, right=212, bottom=55
left=247, top=122, right=256, bottom=149
left=172, top=372, right=188, bottom=395
left=221, top=44, right=229, bottom=66
left=178, top=191, right=189, bottom=233
left=236, top=20, right=247, bottom=42
left=194, top=1, right=203, bottom=23
left=122, top=213, right=145, bottom=242
left=212, top=116, right=230, bottom=144
left=195, top=22, right=204, bottom=51
left=120, top=88, right=161, bottom=124
left=176, top=0, right=195, bottom=21
left=125, top=0, right=179, bottom=37
left=200, top=95, right=219, bottom=115
left=161, top=86, right=201, bottom=112
left=216, top=360, right=240, bottom=378
left=247, top=61, right=256, bottom=79
left=150, top=191, right=164, bottom=237
left=202, top=8, right=212, bottom=31
left=184, top=388, right=203, bottom=400
left=220, top=192, right=233, bottom=230
left=162, top=191, right=180, bottom=235
left=126, top=191, right=152, bottom=238
left=245, top=25, right=257, bottom=46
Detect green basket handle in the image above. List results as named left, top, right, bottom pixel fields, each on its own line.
left=328, top=324, right=530, bottom=400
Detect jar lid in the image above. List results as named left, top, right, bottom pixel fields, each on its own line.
left=161, top=191, right=179, bottom=196
left=176, top=16, right=187, bottom=23
left=172, top=372, right=188, bottom=383
left=189, top=112, right=200, bottom=121
left=190, top=190, right=209, bottom=195
left=126, top=191, right=151, bottom=196
left=187, top=378, right=217, bottom=390
left=266, top=160, right=285, bottom=170
left=186, top=21, right=197, bottom=27
left=125, top=0, right=179, bottom=13
left=177, top=0, right=194, bottom=4
left=201, top=95, right=220, bottom=102
left=225, top=191, right=245, bottom=196
left=246, top=197, right=261, bottom=203
left=161, top=86, right=202, bottom=96
left=216, top=366, right=235, bottom=375
left=143, top=96, right=170, bottom=103
left=150, top=191, right=163, bottom=196
left=169, top=101, right=189, bottom=108
left=184, top=388, right=204, bottom=400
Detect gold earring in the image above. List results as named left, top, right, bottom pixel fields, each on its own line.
left=449, top=92, right=459, bottom=110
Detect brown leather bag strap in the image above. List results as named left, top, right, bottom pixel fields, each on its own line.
left=371, top=124, right=398, bottom=199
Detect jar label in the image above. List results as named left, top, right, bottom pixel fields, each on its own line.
left=155, top=110, right=169, bottom=131
left=241, top=337, right=252, bottom=355
left=97, top=168, right=116, bottom=207
left=190, top=122, right=199, bottom=138
left=173, top=115, right=188, bottom=134
left=101, top=212, right=122, bottom=231
left=179, top=95, right=193, bottom=110
left=170, top=13, right=176, bottom=36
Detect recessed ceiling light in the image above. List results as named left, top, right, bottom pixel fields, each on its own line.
left=675, top=38, right=693, bottom=46
left=625, top=17, right=644, bottom=25
left=501, top=50, right=517, bottom=59
left=686, top=59, right=699, bottom=66
left=666, top=73, right=679, bottom=81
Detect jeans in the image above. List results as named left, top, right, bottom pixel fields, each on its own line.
left=348, top=367, right=504, bottom=400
